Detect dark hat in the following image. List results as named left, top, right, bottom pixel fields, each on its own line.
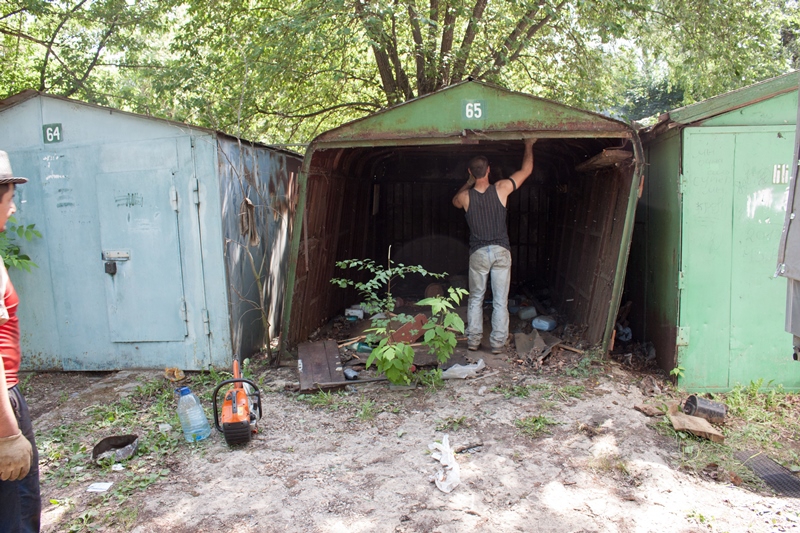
left=0, top=151, right=28, bottom=185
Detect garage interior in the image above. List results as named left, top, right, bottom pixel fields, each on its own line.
left=285, top=136, right=638, bottom=350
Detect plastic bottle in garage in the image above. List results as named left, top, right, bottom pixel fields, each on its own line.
left=176, top=386, right=211, bottom=443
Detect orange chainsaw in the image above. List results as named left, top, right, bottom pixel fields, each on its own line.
left=212, top=359, right=262, bottom=446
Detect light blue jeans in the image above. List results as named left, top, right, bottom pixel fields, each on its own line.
left=467, top=245, right=511, bottom=349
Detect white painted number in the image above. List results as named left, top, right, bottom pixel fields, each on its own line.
left=45, top=125, right=61, bottom=142
left=465, top=102, right=482, bottom=119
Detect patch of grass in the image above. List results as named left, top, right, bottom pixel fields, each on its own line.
left=297, top=390, right=344, bottom=410
left=492, top=384, right=532, bottom=399
left=356, top=398, right=377, bottom=421
left=544, top=385, right=585, bottom=401
left=36, top=376, right=192, bottom=531
left=436, top=416, right=469, bottom=432
left=653, top=414, right=764, bottom=490
left=515, top=415, right=558, bottom=438
left=564, top=350, right=604, bottom=378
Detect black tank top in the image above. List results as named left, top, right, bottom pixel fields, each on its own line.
left=465, top=184, right=510, bottom=254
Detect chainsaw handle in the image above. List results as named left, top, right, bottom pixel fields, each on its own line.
left=211, top=378, right=262, bottom=433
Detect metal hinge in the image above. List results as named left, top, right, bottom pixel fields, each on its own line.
left=180, top=300, right=189, bottom=336
left=170, top=186, right=179, bottom=212
left=676, top=326, right=690, bottom=346
left=678, top=270, right=685, bottom=290
left=202, top=308, right=210, bottom=336
left=678, top=174, right=687, bottom=195
left=192, top=178, right=200, bottom=206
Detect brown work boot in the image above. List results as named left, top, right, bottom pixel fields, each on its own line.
left=468, top=342, right=480, bottom=351
left=491, top=346, right=504, bottom=354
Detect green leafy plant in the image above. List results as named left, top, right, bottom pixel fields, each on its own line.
left=0, top=216, right=42, bottom=271
left=670, top=365, right=685, bottom=379
left=331, top=252, right=467, bottom=385
left=330, top=253, right=445, bottom=315
left=418, top=287, right=468, bottom=364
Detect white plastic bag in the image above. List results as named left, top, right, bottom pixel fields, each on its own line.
left=428, top=434, right=460, bottom=493
left=441, top=359, right=485, bottom=379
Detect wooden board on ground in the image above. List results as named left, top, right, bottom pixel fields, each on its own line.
left=298, top=340, right=345, bottom=392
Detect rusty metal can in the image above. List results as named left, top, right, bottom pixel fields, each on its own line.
left=683, top=395, right=728, bottom=425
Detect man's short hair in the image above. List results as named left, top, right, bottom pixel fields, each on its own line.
left=468, top=156, right=489, bottom=180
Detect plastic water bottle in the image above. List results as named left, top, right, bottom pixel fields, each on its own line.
left=176, top=387, right=211, bottom=443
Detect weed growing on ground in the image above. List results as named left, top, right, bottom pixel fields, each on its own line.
left=436, top=416, right=469, bottom=432
left=356, top=399, right=376, bottom=421
left=492, top=384, right=532, bottom=399
left=589, top=453, right=631, bottom=477
left=416, top=368, right=445, bottom=391
left=17, top=372, right=34, bottom=395
left=650, top=378, right=800, bottom=491
left=36, top=375, right=202, bottom=530
left=544, top=385, right=585, bottom=401
left=515, top=415, right=558, bottom=438
left=297, top=390, right=344, bottom=410
left=563, top=348, right=605, bottom=378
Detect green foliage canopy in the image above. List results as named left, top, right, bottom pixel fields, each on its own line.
left=1, top=0, right=798, bottom=142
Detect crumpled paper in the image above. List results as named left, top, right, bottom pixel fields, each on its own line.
left=428, top=434, right=461, bottom=493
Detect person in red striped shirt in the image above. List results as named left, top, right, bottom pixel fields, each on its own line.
left=0, top=150, right=39, bottom=533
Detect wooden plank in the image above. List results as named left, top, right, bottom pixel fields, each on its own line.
left=575, top=149, right=632, bottom=172
left=298, top=340, right=344, bottom=392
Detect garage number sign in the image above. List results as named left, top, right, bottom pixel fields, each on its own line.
left=463, top=100, right=485, bottom=120
left=43, top=123, right=63, bottom=144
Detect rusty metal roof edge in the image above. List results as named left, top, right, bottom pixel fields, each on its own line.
left=0, top=90, right=304, bottom=156
left=658, top=70, right=799, bottom=127
left=310, top=80, right=636, bottom=145
left=310, top=130, right=634, bottom=150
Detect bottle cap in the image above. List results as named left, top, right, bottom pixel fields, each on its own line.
left=177, top=386, right=191, bottom=396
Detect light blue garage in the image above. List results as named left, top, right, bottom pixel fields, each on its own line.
left=0, top=91, right=301, bottom=371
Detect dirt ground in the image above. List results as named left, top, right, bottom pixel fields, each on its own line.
left=22, top=343, right=800, bottom=533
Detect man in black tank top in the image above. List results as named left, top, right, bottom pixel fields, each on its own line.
left=452, top=139, right=535, bottom=353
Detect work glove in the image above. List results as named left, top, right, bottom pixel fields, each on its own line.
left=0, top=432, right=32, bottom=481
left=466, top=175, right=476, bottom=187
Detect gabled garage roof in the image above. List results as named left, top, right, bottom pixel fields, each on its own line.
left=660, top=71, right=799, bottom=126
left=313, top=80, right=634, bottom=146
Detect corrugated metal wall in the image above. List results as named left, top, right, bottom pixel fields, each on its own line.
left=217, top=137, right=302, bottom=359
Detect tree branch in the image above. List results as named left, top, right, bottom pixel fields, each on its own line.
left=473, top=0, right=567, bottom=79
left=355, top=0, right=401, bottom=104
left=388, top=1, right=414, bottom=100
left=255, top=101, right=382, bottom=120
left=64, top=19, right=118, bottom=97
left=451, top=0, right=488, bottom=82
left=406, top=0, right=428, bottom=93
left=40, top=0, right=89, bottom=92
left=437, top=3, right=457, bottom=89
left=0, top=25, right=48, bottom=46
